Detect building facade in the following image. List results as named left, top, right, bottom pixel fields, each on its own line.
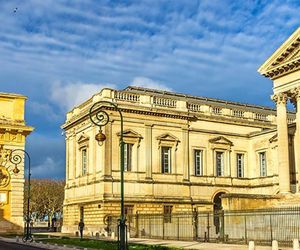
left=62, top=27, right=300, bottom=235
left=0, top=92, right=33, bottom=233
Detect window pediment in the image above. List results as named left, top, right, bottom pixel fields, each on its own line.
left=117, top=129, right=143, bottom=139
left=77, top=133, right=89, bottom=148
left=269, top=134, right=277, bottom=143
left=156, top=133, right=179, bottom=142
left=156, top=133, right=180, bottom=149
left=77, top=133, right=89, bottom=144
left=209, top=136, right=233, bottom=146
left=117, top=129, right=143, bottom=145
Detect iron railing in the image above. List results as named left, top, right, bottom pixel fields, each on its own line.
left=108, top=207, right=300, bottom=246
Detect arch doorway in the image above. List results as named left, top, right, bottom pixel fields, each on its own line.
left=213, top=192, right=225, bottom=235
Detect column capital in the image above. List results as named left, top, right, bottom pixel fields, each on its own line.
left=271, top=92, right=288, bottom=105
left=291, top=87, right=300, bottom=100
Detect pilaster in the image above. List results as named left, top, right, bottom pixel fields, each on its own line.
left=182, top=127, right=189, bottom=182
left=103, top=121, right=113, bottom=179
left=272, top=92, right=291, bottom=193
left=65, top=136, right=70, bottom=180
left=145, top=123, right=153, bottom=180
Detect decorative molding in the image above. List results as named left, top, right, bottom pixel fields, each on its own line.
left=269, top=134, right=278, bottom=143
left=0, top=145, right=12, bottom=167
left=271, top=92, right=288, bottom=105
left=290, top=88, right=300, bottom=106
left=117, top=129, right=143, bottom=146
left=77, top=133, right=89, bottom=144
left=0, top=166, right=10, bottom=188
left=258, top=27, right=300, bottom=79
left=156, top=133, right=180, bottom=150
left=116, top=129, right=143, bottom=139
left=209, top=136, right=233, bottom=146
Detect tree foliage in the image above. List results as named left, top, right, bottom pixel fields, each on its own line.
left=24, top=179, right=65, bottom=223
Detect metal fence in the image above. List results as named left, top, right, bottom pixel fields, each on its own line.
left=108, top=207, right=300, bottom=246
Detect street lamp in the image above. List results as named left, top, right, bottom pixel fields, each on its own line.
left=10, top=149, right=33, bottom=243
left=89, top=101, right=127, bottom=250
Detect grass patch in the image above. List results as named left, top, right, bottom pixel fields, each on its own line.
left=40, top=238, right=181, bottom=250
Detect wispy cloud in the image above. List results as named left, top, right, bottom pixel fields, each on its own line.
left=132, top=77, right=172, bottom=91
left=0, top=0, right=299, bottom=178
left=50, top=81, right=116, bottom=111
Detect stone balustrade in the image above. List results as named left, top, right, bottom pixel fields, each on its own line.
left=65, top=88, right=296, bottom=125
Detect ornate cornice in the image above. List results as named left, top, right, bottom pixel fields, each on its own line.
left=258, top=27, right=300, bottom=80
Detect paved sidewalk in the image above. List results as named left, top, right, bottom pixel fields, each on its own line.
left=0, top=234, right=294, bottom=250
left=129, top=238, right=293, bottom=249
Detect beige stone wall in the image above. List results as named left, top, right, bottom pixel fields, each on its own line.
left=61, top=86, right=287, bottom=234
left=0, top=92, right=33, bottom=233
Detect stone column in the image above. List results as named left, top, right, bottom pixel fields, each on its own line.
left=145, top=123, right=153, bottom=180
left=292, top=88, right=300, bottom=192
left=182, top=127, right=189, bottom=181
left=272, top=92, right=290, bottom=193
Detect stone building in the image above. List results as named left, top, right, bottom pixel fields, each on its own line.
left=62, top=27, right=300, bottom=234
left=0, top=92, right=33, bottom=233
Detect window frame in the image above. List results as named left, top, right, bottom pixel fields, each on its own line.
left=124, top=143, right=133, bottom=172
left=163, top=205, right=173, bottom=223
left=161, top=146, right=172, bottom=174
left=215, top=151, right=225, bottom=177
left=236, top=153, right=244, bottom=178
left=259, top=151, right=267, bottom=177
left=81, top=148, right=88, bottom=176
left=194, top=149, right=203, bottom=176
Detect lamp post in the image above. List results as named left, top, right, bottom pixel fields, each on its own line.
left=10, top=149, right=32, bottom=243
left=89, top=101, right=127, bottom=250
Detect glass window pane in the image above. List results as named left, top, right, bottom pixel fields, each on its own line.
left=161, top=147, right=171, bottom=173
left=237, top=153, right=244, bottom=178
left=259, top=152, right=267, bottom=176
left=216, top=152, right=224, bottom=176
left=194, top=150, right=203, bottom=176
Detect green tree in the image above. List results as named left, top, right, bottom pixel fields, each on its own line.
left=24, top=179, right=65, bottom=226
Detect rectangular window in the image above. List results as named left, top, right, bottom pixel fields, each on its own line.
left=163, top=205, right=173, bottom=223
left=259, top=152, right=267, bottom=176
left=124, top=143, right=133, bottom=171
left=124, top=205, right=134, bottom=223
left=216, top=151, right=224, bottom=176
left=161, top=147, right=171, bottom=174
left=194, top=150, right=203, bottom=176
left=236, top=153, right=244, bottom=178
left=82, top=149, right=87, bottom=175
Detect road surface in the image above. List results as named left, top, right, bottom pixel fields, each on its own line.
left=0, top=240, right=45, bottom=250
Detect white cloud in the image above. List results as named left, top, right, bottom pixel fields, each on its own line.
left=50, top=81, right=116, bottom=111
left=132, top=77, right=172, bottom=91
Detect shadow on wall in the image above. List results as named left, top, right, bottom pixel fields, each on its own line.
left=0, top=208, right=22, bottom=234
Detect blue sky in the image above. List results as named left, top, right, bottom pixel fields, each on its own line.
left=0, top=0, right=299, bottom=179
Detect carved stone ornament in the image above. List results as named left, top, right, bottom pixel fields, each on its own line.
left=291, top=87, right=300, bottom=100
left=0, top=145, right=12, bottom=167
left=271, top=92, right=288, bottom=105
left=0, top=166, right=10, bottom=188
